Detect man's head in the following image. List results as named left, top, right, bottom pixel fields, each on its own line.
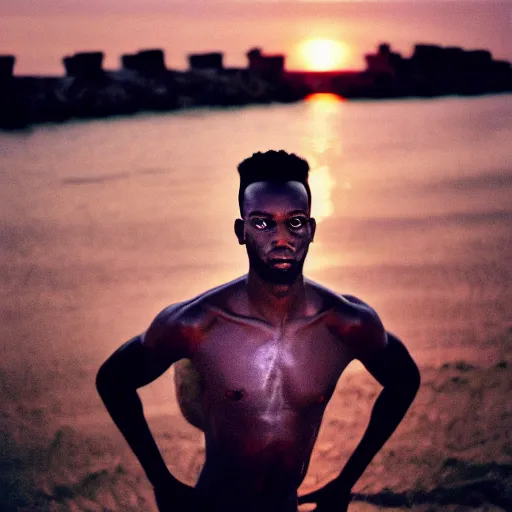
left=235, top=151, right=316, bottom=285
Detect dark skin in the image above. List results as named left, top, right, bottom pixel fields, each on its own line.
left=96, top=180, right=420, bottom=512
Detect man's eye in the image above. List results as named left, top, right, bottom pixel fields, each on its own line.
left=252, top=218, right=268, bottom=229
left=288, top=217, right=305, bottom=229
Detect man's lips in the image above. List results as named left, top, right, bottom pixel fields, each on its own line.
left=269, top=258, right=294, bottom=269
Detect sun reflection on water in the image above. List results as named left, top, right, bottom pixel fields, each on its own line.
left=302, top=93, right=345, bottom=223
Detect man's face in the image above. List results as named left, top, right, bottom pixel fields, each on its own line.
left=236, top=181, right=316, bottom=285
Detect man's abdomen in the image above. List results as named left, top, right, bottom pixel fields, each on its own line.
left=201, top=406, right=321, bottom=492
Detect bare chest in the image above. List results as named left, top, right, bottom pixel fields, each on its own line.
left=192, top=319, right=352, bottom=410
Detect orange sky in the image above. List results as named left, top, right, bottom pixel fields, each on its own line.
left=1, top=1, right=510, bottom=75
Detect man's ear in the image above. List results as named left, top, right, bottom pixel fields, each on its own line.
left=234, top=218, right=245, bottom=245
left=309, top=217, right=317, bottom=242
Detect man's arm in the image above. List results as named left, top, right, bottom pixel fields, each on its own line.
left=334, top=328, right=421, bottom=492
left=95, top=305, right=192, bottom=494
left=300, top=302, right=420, bottom=511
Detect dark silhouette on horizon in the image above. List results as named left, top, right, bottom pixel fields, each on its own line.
left=122, top=49, right=167, bottom=76
left=1, top=43, right=511, bottom=129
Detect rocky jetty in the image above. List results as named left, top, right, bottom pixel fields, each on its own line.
left=188, top=52, right=224, bottom=72
left=0, top=55, right=15, bottom=78
left=0, top=47, right=307, bottom=130
left=289, top=43, right=512, bottom=99
left=121, top=49, right=166, bottom=76
left=1, top=43, right=511, bottom=130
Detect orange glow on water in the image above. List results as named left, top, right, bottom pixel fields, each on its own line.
left=305, top=93, right=345, bottom=104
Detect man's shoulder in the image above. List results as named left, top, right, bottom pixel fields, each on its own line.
left=306, top=279, right=386, bottom=357
left=155, top=275, right=246, bottom=327
left=306, top=279, right=377, bottom=319
left=143, top=276, right=246, bottom=352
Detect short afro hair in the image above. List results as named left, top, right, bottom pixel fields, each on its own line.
left=237, top=150, right=311, bottom=216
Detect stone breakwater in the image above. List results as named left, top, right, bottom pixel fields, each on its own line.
left=1, top=42, right=512, bottom=130
left=0, top=69, right=309, bottom=130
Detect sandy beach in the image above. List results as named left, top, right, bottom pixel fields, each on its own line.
left=2, top=333, right=511, bottom=511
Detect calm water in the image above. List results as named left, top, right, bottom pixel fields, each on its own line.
left=1, top=94, right=511, bottom=413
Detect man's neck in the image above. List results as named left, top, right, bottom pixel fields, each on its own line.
left=245, top=270, right=307, bottom=326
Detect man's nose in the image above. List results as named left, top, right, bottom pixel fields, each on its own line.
left=272, top=222, right=293, bottom=248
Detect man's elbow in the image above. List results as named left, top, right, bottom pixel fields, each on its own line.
left=95, top=359, right=126, bottom=400
left=406, top=360, right=421, bottom=396
left=392, top=359, right=421, bottom=401
left=380, top=353, right=420, bottom=398
left=385, top=334, right=421, bottom=396
left=95, top=361, right=112, bottom=398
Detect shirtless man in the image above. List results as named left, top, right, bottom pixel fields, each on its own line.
left=96, top=150, right=420, bottom=512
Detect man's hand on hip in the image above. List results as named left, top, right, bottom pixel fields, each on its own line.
left=153, top=477, right=199, bottom=512
left=298, top=478, right=352, bottom=511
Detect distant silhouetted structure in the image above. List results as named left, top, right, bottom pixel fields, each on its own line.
left=188, top=52, right=224, bottom=71
left=0, top=55, right=15, bottom=80
left=247, top=48, right=285, bottom=80
left=63, top=52, right=104, bottom=79
left=358, top=42, right=512, bottom=97
left=122, top=49, right=166, bottom=76
left=1, top=41, right=511, bottom=130
left=409, top=43, right=510, bottom=95
left=365, top=43, right=405, bottom=77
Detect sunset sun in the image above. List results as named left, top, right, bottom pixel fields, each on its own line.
left=300, top=39, right=348, bottom=71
